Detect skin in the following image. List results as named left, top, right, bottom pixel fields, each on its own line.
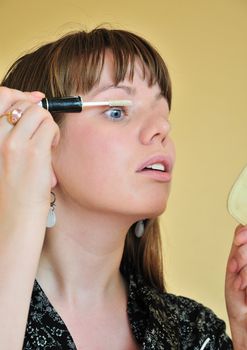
left=0, top=54, right=247, bottom=349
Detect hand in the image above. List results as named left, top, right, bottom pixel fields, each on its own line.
left=0, top=87, right=60, bottom=216
left=225, top=225, right=247, bottom=348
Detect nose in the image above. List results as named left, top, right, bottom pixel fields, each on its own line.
left=139, top=112, right=171, bottom=146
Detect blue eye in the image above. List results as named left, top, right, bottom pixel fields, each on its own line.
left=104, top=107, right=126, bottom=121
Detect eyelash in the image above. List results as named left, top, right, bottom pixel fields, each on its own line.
left=103, top=107, right=129, bottom=122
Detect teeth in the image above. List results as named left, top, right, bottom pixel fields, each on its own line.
left=146, top=163, right=165, bottom=171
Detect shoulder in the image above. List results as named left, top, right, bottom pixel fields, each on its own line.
left=127, top=274, right=233, bottom=349
left=154, top=290, right=233, bottom=349
left=161, top=291, right=224, bottom=324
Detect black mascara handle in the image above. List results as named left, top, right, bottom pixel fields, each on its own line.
left=41, top=96, right=82, bottom=113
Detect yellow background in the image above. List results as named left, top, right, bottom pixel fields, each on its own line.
left=1, top=0, right=247, bottom=334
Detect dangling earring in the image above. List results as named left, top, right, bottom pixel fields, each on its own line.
left=134, top=220, right=145, bottom=238
left=46, top=191, right=56, bottom=228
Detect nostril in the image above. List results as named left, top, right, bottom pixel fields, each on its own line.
left=139, top=117, right=171, bottom=145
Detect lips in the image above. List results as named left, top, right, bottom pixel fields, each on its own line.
left=136, top=155, right=172, bottom=173
left=136, top=155, right=173, bottom=182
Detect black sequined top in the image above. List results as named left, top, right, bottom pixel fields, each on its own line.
left=23, top=273, right=233, bottom=349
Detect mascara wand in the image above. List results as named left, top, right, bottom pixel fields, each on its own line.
left=39, top=96, right=132, bottom=113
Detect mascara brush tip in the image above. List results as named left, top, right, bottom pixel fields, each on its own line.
left=108, top=100, right=132, bottom=106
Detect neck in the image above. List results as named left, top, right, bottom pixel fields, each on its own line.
left=36, top=197, right=135, bottom=306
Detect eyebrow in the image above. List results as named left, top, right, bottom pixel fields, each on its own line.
left=93, top=84, right=136, bottom=97
left=93, top=84, right=164, bottom=101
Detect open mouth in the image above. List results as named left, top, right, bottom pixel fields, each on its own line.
left=136, top=157, right=172, bottom=182
left=141, top=163, right=166, bottom=172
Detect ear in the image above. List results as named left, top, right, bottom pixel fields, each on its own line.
left=51, top=167, right=58, bottom=188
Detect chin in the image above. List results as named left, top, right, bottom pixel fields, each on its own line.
left=138, top=201, right=168, bottom=219
left=149, top=193, right=169, bottom=215
left=150, top=205, right=167, bottom=218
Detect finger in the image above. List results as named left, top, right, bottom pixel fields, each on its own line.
left=0, top=114, right=14, bottom=137
left=0, top=86, right=44, bottom=115
left=27, top=117, right=60, bottom=189
left=234, top=226, right=247, bottom=247
left=30, top=116, right=60, bottom=152
left=7, top=103, right=53, bottom=144
left=226, top=226, right=245, bottom=286
left=237, top=265, right=247, bottom=290
left=228, top=225, right=246, bottom=263
left=0, top=101, right=39, bottom=145
left=231, top=244, right=247, bottom=273
left=228, top=227, right=247, bottom=273
left=226, top=256, right=240, bottom=291
left=226, top=226, right=247, bottom=293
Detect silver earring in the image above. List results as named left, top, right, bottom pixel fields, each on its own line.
left=46, top=192, right=56, bottom=228
left=134, top=220, right=145, bottom=238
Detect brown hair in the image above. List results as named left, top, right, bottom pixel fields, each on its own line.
left=1, top=27, right=171, bottom=292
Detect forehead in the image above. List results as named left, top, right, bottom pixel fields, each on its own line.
left=89, top=51, right=159, bottom=94
left=100, top=50, right=149, bottom=78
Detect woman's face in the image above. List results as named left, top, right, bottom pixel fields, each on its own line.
left=52, top=53, right=175, bottom=220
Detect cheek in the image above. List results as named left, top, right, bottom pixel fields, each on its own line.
left=57, top=123, right=130, bottom=185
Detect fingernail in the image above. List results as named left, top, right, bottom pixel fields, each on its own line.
left=30, top=91, right=45, bottom=99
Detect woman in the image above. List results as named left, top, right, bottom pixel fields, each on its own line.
left=0, top=28, right=246, bottom=349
